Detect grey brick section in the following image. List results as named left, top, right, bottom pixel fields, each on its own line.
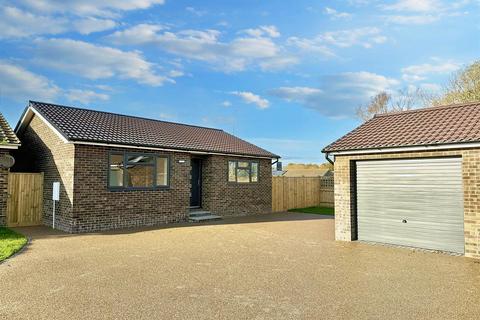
left=202, top=156, right=272, bottom=217
left=72, top=145, right=191, bottom=232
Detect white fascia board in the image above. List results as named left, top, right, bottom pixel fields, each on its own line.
left=327, top=142, right=480, bottom=156
left=0, top=144, right=20, bottom=150
left=16, top=106, right=70, bottom=144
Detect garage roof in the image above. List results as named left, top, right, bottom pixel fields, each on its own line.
left=17, top=101, right=279, bottom=159
left=323, top=101, right=480, bottom=153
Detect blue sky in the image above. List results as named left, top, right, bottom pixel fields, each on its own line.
left=0, top=0, right=479, bottom=163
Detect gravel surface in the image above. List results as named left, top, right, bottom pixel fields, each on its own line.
left=1, top=212, right=479, bottom=320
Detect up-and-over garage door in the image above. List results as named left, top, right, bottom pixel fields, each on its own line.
left=356, top=158, right=464, bottom=254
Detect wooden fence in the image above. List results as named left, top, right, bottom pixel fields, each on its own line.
left=6, top=172, right=44, bottom=227
left=272, top=176, right=334, bottom=212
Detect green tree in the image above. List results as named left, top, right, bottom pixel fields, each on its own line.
left=431, top=60, right=480, bottom=106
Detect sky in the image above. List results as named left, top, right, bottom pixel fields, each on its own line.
left=0, top=0, right=479, bottom=164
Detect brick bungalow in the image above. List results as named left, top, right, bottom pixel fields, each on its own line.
left=323, top=101, right=480, bottom=259
left=0, top=113, right=21, bottom=226
left=14, top=101, right=279, bottom=233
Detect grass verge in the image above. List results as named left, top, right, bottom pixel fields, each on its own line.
left=288, top=206, right=335, bottom=215
left=0, top=227, right=28, bottom=262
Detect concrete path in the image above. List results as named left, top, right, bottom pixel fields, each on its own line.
left=1, top=212, right=479, bottom=319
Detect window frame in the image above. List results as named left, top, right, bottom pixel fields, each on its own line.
left=107, top=151, right=171, bottom=191
left=228, top=160, right=259, bottom=184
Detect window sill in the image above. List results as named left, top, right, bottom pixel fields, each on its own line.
left=107, top=186, right=171, bottom=192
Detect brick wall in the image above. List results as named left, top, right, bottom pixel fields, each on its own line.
left=202, top=156, right=272, bottom=216
left=14, top=115, right=75, bottom=230
left=0, top=150, right=9, bottom=226
left=334, top=149, right=480, bottom=259
left=72, top=145, right=191, bottom=232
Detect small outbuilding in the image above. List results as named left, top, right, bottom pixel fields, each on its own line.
left=323, top=102, right=480, bottom=258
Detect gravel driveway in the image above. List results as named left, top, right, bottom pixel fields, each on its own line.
left=1, top=212, right=479, bottom=320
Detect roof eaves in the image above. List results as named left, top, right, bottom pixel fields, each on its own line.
left=71, top=138, right=279, bottom=159
left=324, top=140, right=480, bottom=154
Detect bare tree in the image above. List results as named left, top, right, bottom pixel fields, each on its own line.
left=355, top=91, right=391, bottom=121
left=356, top=60, right=480, bottom=122
left=356, top=89, right=424, bottom=121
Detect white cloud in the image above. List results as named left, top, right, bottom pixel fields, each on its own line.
left=105, top=24, right=166, bottom=44
left=419, top=83, right=442, bottom=92
left=242, top=25, right=280, bottom=38
left=0, top=6, right=67, bottom=38
left=319, top=27, right=387, bottom=48
left=270, top=72, right=399, bottom=117
left=107, top=24, right=294, bottom=72
left=168, top=70, right=184, bottom=77
left=384, top=0, right=441, bottom=12
left=73, top=17, right=117, bottom=34
left=230, top=91, right=270, bottom=109
left=270, top=87, right=323, bottom=102
left=222, top=101, right=232, bottom=107
left=33, top=38, right=172, bottom=86
left=259, top=56, right=299, bottom=71
left=287, top=27, right=387, bottom=56
left=0, top=61, right=115, bottom=104
left=383, top=0, right=471, bottom=24
left=402, top=60, right=461, bottom=81
left=286, top=37, right=335, bottom=57
left=386, top=15, right=439, bottom=24
left=65, top=89, right=109, bottom=104
left=18, top=0, right=165, bottom=17
left=0, top=6, right=117, bottom=38
left=185, top=7, right=207, bottom=17
left=0, top=61, right=60, bottom=101
left=324, top=7, right=352, bottom=19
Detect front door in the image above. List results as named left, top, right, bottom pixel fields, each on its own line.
left=190, top=158, right=202, bottom=207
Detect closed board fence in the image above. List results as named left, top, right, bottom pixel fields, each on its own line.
left=272, top=176, right=334, bottom=212
left=7, top=172, right=44, bottom=227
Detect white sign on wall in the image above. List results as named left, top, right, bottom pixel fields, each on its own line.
left=52, top=182, right=60, bottom=201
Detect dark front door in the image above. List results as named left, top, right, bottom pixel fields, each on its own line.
left=190, top=158, right=202, bottom=207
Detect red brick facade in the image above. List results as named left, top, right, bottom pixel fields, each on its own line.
left=15, top=114, right=273, bottom=232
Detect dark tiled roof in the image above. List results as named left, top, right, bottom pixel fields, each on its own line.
left=28, top=101, right=278, bottom=158
left=0, top=112, right=20, bottom=146
left=323, top=101, right=480, bottom=152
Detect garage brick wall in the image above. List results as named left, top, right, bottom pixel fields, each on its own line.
left=334, top=149, right=480, bottom=259
left=0, top=149, right=9, bottom=226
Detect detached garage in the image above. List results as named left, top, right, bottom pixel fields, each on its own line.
left=323, top=102, right=480, bottom=259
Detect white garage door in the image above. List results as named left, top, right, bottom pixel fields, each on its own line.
left=356, top=158, right=464, bottom=254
